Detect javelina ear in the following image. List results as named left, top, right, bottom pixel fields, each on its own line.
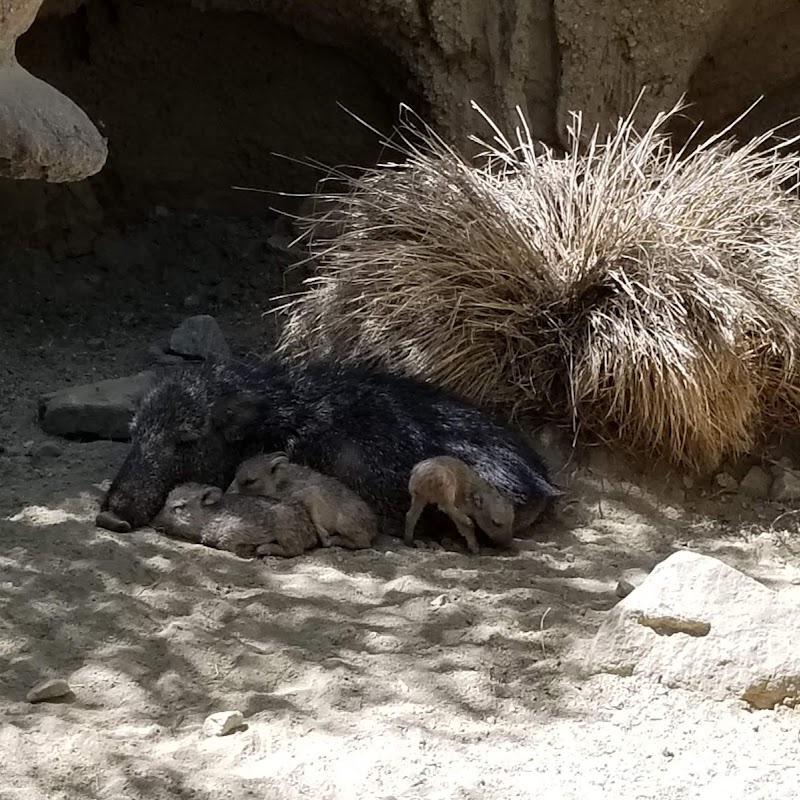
left=470, top=491, right=484, bottom=510
left=200, top=487, right=223, bottom=506
left=211, top=392, right=262, bottom=443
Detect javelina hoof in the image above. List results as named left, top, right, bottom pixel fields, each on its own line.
left=95, top=510, right=132, bottom=533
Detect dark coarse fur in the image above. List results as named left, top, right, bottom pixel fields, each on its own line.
left=101, top=355, right=561, bottom=531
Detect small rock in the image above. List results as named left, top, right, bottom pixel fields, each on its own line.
left=267, top=233, right=295, bottom=251
left=203, top=710, right=244, bottom=737
left=714, top=472, right=738, bottom=492
left=38, top=371, right=157, bottom=440
left=771, top=468, right=800, bottom=503
left=30, top=441, right=62, bottom=460
left=772, top=457, right=794, bottom=475
left=27, top=678, right=72, bottom=703
left=615, top=579, right=635, bottom=598
left=168, top=315, right=230, bottom=360
left=430, top=594, right=450, bottom=608
left=739, top=466, right=772, bottom=499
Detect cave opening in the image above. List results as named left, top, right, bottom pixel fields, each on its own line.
left=5, top=0, right=424, bottom=245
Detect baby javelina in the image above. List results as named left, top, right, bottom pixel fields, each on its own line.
left=405, top=456, right=516, bottom=553
left=151, top=483, right=318, bottom=558
left=228, top=452, right=378, bottom=550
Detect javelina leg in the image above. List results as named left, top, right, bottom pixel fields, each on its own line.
left=305, top=500, right=334, bottom=548
left=328, top=533, right=366, bottom=550
left=440, top=504, right=480, bottom=554
left=255, top=542, right=290, bottom=558
left=404, top=497, right=426, bottom=547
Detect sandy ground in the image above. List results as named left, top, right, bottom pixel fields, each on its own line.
left=2, top=212, right=800, bottom=800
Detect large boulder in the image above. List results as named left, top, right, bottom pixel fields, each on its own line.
left=586, top=550, right=800, bottom=710
left=0, top=0, right=106, bottom=182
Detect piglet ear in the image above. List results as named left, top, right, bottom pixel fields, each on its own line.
left=212, top=392, right=261, bottom=443
left=268, top=452, right=290, bottom=474
left=201, top=487, right=223, bottom=506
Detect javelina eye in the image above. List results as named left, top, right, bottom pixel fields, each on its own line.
left=241, top=477, right=257, bottom=487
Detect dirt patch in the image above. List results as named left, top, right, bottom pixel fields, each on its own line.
left=1, top=213, right=800, bottom=798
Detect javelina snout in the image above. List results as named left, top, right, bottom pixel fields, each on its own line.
left=99, top=369, right=267, bottom=530
left=95, top=510, right=132, bottom=534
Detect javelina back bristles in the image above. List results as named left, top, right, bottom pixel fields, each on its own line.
left=404, top=455, right=516, bottom=552
left=100, top=355, right=560, bottom=532
left=228, top=451, right=378, bottom=550
left=151, top=482, right=318, bottom=558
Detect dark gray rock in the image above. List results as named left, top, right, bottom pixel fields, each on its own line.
left=168, top=315, right=230, bottom=360
left=39, top=371, right=157, bottom=440
left=739, top=465, right=771, bottom=500
left=771, top=467, right=800, bottom=503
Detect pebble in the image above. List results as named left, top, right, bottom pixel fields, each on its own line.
left=714, top=472, right=738, bottom=492
left=30, top=441, right=62, bottom=460
left=203, top=710, right=244, bottom=737
left=739, top=466, right=771, bottom=500
left=616, top=579, right=635, bottom=598
left=27, top=678, right=72, bottom=703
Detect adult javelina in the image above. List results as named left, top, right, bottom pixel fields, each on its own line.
left=99, top=357, right=560, bottom=532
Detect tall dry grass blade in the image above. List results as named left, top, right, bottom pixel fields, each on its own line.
left=276, top=95, right=800, bottom=471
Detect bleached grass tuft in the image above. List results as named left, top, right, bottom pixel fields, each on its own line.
left=276, top=92, right=800, bottom=471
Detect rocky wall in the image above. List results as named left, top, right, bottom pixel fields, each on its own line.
left=3, top=0, right=800, bottom=246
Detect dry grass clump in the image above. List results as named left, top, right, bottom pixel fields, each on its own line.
left=275, top=94, right=800, bottom=472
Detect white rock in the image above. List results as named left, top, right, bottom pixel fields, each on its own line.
left=203, top=710, right=244, bottom=737
left=27, top=678, right=72, bottom=703
left=586, top=550, right=800, bottom=709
